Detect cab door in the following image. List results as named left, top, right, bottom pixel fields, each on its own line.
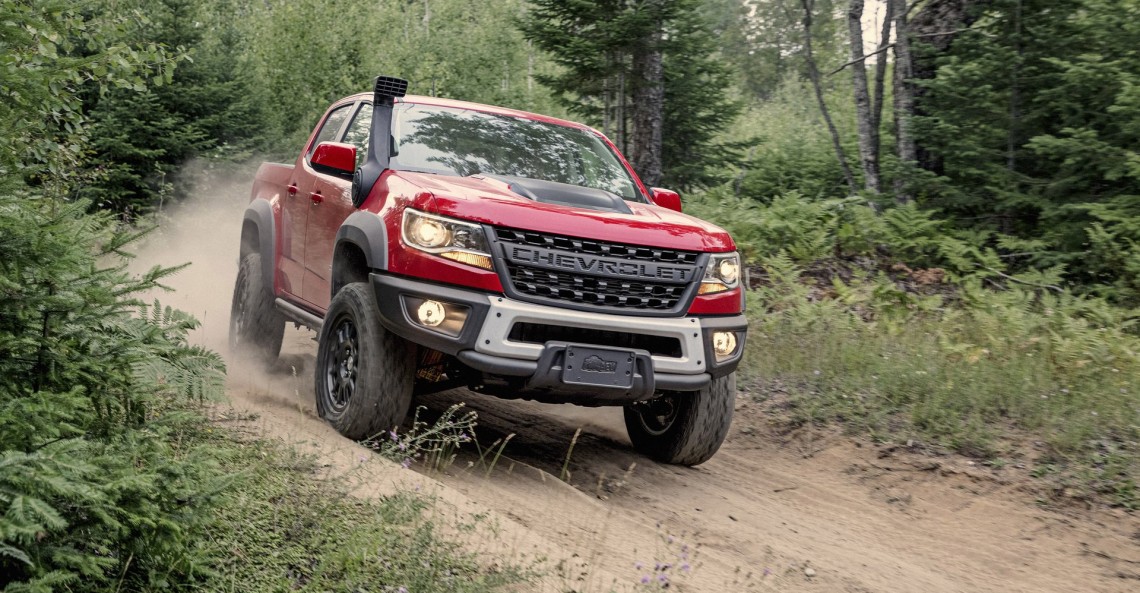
left=302, top=102, right=373, bottom=310
left=283, top=103, right=353, bottom=299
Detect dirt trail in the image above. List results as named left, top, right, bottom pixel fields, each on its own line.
left=146, top=177, right=1140, bottom=593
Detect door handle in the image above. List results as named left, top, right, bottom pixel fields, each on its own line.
left=287, top=183, right=298, bottom=196
left=310, top=191, right=323, bottom=205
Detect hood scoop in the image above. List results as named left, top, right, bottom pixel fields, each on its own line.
left=477, top=174, right=633, bottom=215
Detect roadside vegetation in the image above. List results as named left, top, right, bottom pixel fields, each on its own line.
left=687, top=189, right=1139, bottom=507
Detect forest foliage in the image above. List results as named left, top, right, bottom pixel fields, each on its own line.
left=0, top=2, right=516, bottom=591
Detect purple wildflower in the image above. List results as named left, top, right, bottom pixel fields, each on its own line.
left=681, top=563, right=691, bottom=573
left=389, top=429, right=398, bottom=442
left=635, top=561, right=644, bottom=570
left=640, top=575, right=651, bottom=584
left=401, top=458, right=412, bottom=469
left=657, top=573, right=669, bottom=584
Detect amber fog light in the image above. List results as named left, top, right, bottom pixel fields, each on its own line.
left=403, top=296, right=469, bottom=337
left=712, top=331, right=738, bottom=361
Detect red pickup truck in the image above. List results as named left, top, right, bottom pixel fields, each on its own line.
left=230, top=76, right=746, bottom=465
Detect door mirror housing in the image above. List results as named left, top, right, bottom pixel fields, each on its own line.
left=310, top=141, right=357, bottom=177
left=650, top=187, right=682, bottom=212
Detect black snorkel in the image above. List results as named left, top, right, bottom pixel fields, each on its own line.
left=351, top=75, right=409, bottom=207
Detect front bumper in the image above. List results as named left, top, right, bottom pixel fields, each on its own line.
left=371, top=273, right=746, bottom=403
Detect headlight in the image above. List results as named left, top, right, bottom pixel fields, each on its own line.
left=699, top=252, right=740, bottom=295
left=401, top=209, right=493, bottom=270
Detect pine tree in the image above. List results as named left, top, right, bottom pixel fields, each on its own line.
left=78, top=0, right=267, bottom=216
left=914, top=0, right=1140, bottom=302
left=520, top=0, right=739, bottom=190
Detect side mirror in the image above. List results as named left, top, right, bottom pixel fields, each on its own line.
left=310, top=141, right=357, bottom=177
left=650, top=187, right=682, bottom=212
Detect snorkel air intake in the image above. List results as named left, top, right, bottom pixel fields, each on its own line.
left=351, top=75, right=409, bottom=207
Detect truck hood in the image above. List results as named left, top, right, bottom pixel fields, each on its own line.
left=396, top=171, right=736, bottom=252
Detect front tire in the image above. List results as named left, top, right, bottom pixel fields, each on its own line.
left=624, top=373, right=736, bottom=466
left=314, top=282, right=414, bottom=440
left=229, top=253, right=285, bottom=367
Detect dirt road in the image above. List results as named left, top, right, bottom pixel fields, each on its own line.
left=149, top=183, right=1139, bottom=593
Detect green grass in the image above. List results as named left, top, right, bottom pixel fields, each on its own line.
left=738, top=276, right=1140, bottom=508
left=193, top=428, right=528, bottom=593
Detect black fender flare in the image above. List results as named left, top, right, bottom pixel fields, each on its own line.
left=332, top=211, right=389, bottom=296
left=241, top=200, right=277, bottom=294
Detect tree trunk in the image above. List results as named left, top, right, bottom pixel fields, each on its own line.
left=847, top=0, right=880, bottom=192
left=631, top=31, right=665, bottom=187
left=802, top=0, right=858, bottom=193
left=892, top=0, right=916, bottom=203
left=1007, top=0, right=1022, bottom=172
left=871, top=1, right=893, bottom=160
left=618, top=64, right=627, bottom=156
left=908, top=0, right=988, bottom=174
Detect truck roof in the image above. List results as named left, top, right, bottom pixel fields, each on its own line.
left=341, top=92, right=593, bottom=132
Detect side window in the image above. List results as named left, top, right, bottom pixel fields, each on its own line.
left=306, top=105, right=352, bottom=159
left=342, top=103, right=373, bottom=169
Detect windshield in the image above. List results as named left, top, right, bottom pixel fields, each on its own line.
left=390, top=104, right=643, bottom=201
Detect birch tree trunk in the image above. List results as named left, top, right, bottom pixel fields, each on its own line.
left=871, top=1, right=893, bottom=162
left=802, top=0, right=858, bottom=193
left=891, top=0, right=916, bottom=203
left=848, top=0, right=880, bottom=192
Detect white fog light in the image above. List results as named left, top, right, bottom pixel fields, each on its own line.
left=712, top=331, right=738, bottom=359
left=416, top=300, right=446, bottom=327
left=403, top=296, right=470, bottom=337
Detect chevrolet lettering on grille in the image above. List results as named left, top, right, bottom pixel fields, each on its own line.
left=507, top=246, right=693, bottom=283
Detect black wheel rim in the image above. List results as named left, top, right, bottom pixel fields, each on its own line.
left=635, top=395, right=679, bottom=436
left=323, top=316, right=358, bottom=412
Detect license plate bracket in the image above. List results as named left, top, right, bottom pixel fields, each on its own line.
left=562, top=344, right=636, bottom=389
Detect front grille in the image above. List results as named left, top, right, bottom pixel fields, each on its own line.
left=509, top=322, right=683, bottom=358
left=493, top=227, right=702, bottom=314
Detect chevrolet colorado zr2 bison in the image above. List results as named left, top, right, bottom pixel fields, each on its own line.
left=230, top=76, right=747, bottom=465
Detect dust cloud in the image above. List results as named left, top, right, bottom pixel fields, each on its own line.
left=131, top=158, right=322, bottom=415
left=133, top=159, right=257, bottom=353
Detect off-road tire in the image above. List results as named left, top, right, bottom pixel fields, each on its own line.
left=624, top=373, right=736, bottom=466
left=314, top=282, right=414, bottom=440
left=229, top=253, right=285, bottom=367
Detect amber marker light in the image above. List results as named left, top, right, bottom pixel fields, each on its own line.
left=440, top=251, right=493, bottom=270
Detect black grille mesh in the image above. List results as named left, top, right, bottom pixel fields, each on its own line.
left=509, top=322, right=682, bottom=357
left=495, top=228, right=700, bottom=313
left=496, top=229, right=699, bottom=265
